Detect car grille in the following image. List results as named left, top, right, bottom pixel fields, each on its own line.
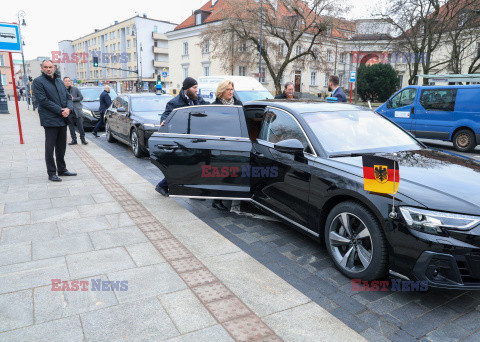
left=92, top=111, right=100, bottom=119
left=456, top=255, right=480, bottom=284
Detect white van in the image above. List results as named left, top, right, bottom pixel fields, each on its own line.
left=197, top=76, right=274, bottom=103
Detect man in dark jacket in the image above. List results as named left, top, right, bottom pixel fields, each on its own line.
left=156, top=77, right=207, bottom=196
left=92, top=85, right=112, bottom=137
left=32, top=60, right=76, bottom=182
left=328, top=75, right=347, bottom=102
left=64, top=77, right=87, bottom=145
left=275, top=82, right=299, bottom=99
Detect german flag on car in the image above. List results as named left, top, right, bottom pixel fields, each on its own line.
left=362, top=155, right=400, bottom=194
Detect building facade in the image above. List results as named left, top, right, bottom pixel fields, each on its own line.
left=58, top=15, right=176, bottom=93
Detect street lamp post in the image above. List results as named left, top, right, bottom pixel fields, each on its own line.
left=17, top=11, right=29, bottom=108
left=140, top=43, right=143, bottom=92
left=132, top=25, right=140, bottom=93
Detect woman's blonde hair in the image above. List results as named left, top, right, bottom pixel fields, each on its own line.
left=215, top=80, right=235, bottom=99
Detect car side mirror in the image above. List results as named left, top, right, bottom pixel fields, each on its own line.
left=274, top=139, right=305, bottom=154
left=386, top=100, right=391, bottom=109
left=117, top=107, right=126, bottom=113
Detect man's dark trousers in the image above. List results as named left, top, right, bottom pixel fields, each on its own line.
left=68, top=113, right=85, bottom=142
left=92, top=113, right=104, bottom=134
left=44, top=126, right=67, bottom=176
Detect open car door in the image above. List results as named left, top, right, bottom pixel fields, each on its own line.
left=149, top=105, right=252, bottom=199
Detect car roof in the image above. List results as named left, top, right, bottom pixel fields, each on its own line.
left=126, top=93, right=173, bottom=98
left=244, top=99, right=368, bottom=114
left=403, top=85, right=480, bottom=89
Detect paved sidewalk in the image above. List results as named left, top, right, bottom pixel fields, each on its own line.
left=0, top=102, right=364, bottom=341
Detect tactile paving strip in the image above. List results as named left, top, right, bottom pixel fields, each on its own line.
left=72, top=145, right=281, bottom=342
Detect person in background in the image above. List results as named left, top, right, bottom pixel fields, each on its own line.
left=92, top=85, right=112, bottom=137
left=211, top=79, right=243, bottom=211
left=155, top=77, right=208, bottom=197
left=328, top=75, right=347, bottom=102
left=275, top=82, right=298, bottom=99
left=63, top=77, right=87, bottom=145
left=32, top=59, right=77, bottom=182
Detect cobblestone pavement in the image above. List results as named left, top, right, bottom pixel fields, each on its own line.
left=90, top=130, right=480, bottom=342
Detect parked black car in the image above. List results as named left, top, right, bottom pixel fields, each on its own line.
left=79, top=86, right=118, bottom=130
left=105, top=93, right=173, bottom=157
left=149, top=100, right=480, bottom=289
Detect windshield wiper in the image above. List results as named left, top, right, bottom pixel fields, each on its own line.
left=328, top=152, right=367, bottom=158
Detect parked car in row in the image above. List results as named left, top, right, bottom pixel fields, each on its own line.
left=149, top=100, right=480, bottom=289
left=104, top=93, right=173, bottom=157
left=376, top=85, right=480, bottom=152
left=79, top=86, right=118, bottom=130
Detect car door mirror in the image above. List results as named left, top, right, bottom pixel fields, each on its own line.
left=274, top=139, right=305, bottom=154
left=117, top=107, right=126, bottom=113
left=386, top=100, right=391, bottom=109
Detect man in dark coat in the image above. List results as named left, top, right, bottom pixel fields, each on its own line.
left=328, top=75, right=347, bottom=102
left=32, top=60, right=76, bottom=182
left=64, top=77, right=87, bottom=145
left=92, top=85, right=112, bottom=137
left=275, top=82, right=299, bottom=99
left=156, top=77, right=208, bottom=197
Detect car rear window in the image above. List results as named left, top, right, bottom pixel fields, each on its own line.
left=420, top=89, right=457, bottom=111
left=167, top=106, right=243, bottom=137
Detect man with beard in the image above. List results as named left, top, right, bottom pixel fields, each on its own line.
left=156, top=77, right=207, bottom=197
left=328, top=75, right=347, bottom=102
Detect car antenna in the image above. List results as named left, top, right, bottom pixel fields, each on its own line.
left=389, top=153, right=398, bottom=219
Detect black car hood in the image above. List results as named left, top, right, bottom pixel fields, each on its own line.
left=132, top=111, right=163, bottom=125
left=81, top=101, right=100, bottom=111
left=331, top=149, right=480, bottom=215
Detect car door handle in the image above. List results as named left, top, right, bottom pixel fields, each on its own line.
left=192, top=138, right=206, bottom=143
left=156, top=143, right=177, bottom=149
left=253, top=151, right=264, bottom=157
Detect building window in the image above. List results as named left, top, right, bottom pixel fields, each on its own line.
left=127, top=40, right=131, bottom=49
left=202, top=39, right=210, bottom=54
left=1, top=74, right=6, bottom=86
left=105, top=45, right=109, bottom=52
left=105, top=34, right=108, bottom=41
left=203, top=65, right=210, bottom=76
left=327, top=50, right=333, bottom=62
left=195, top=13, right=202, bottom=25
left=183, top=66, right=189, bottom=79
left=238, top=66, right=246, bottom=76
left=117, top=43, right=120, bottom=51
left=324, top=73, right=329, bottom=87
left=310, top=71, right=318, bottom=86
left=0, top=55, right=4, bottom=66
left=239, top=42, right=247, bottom=52
left=477, top=42, right=480, bottom=57
left=327, top=27, right=332, bottom=36
left=112, top=44, right=116, bottom=52
left=339, top=53, right=345, bottom=63
left=295, top=45, right=302, bottom=56
left=182, top=42, right=189, bottom=56
left=398, top=74, right=404, bottom=88
left=126, top=27, right=130, bottom=35
left=153, top=25, right=158, bottom=33
left=339, top=73, right=344, bottom=87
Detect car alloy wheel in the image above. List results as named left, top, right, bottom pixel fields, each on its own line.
left=453, top=129, right=475, bottom=152
left=329, top=212, right=373, bottom=273
left=131, top=130, right=139, bottom=153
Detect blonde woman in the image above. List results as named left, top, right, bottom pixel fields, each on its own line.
left=213, top=80, right=243, bottom=106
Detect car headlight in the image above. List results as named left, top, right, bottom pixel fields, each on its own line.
left=83, top=109, right=93, bottom=117
left=143, top=124, right=160, bottom=128
left=400, top=207, right=480, bottom=234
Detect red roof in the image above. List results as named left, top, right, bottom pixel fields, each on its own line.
left=175, top=0, right=356, bottom=39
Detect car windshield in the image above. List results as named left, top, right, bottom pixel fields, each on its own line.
left=81, top=88, right=117, bottom=102
left=131, top=96, right=172, bottom=112
left=236, top=91, right=274, bottom=102
left=303, top=110, right=422, bottom=155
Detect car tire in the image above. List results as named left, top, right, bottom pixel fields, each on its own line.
left=105, top=120, right=115, bottom=143
left=324, top=201, right=387, bottom=281
left=131, top=129, right=147, bottom=158
left=453, top=129, right=476, bottom=152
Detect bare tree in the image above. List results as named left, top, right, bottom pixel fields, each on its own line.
left=376, top=0, right=474, bottom=85
left=201, top=0, right=348, bottom=94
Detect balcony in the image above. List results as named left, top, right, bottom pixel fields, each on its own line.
left=153, top=61, right=169, bottom=68
left=153, top=47, right=168, bottom=54
left=152, top=32, right=168, bottom=41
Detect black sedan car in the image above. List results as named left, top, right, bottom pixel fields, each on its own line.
left=148, top=100, right=480, bottom=290
left=105, top=93, right=173, bottom=157
left=78, top=86, right=118, bottom=130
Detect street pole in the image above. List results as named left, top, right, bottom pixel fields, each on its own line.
left=140, top=43, right=143, bottom=92
left=17, top=11, right=29, bottom=109
left=258, top=0, right=263, bottom=83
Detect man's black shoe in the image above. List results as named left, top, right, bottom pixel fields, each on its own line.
left=81, top=139, right=88, bottom=145
left=155, top=184, right=169, bottom=197
left=48, top=175, right=62, bottom=182
left=68, top=141, right=77, bottom=145
left=58, top=171, right=77, bottom=176
left=212, top=200, right=228, bottom=211
left=92, top=132, right=98, bottom=138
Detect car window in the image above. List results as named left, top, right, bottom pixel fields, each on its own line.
left=420, top=89, right=457, bottom=111
left=81, top=88, right=118, bottom=101
left=236, top=91, right=274, bottom=102
left=119, top=96, right=129, bottom=112
left=131, top=96, right=173, bottom=111
left=111, top=96, right=122, bottom=109
left=258, top=108, right=308, bottom=147
left=391, top=88, right=417, bottom=109
left=167, top=106, right=243, bottom=137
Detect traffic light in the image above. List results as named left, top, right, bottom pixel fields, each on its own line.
left=93, top=56, right=99, bottom=67
left=156, top=74, right=161, bottom=85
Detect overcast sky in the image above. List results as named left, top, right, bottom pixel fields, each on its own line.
left=4, top=0, right=378, bottom=60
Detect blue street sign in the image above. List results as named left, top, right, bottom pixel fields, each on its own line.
left=0, top=24, right=21, bottom=53
left=350, top=71, right=356, bottom=83
left=161, top=71, right=168, bottom=78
